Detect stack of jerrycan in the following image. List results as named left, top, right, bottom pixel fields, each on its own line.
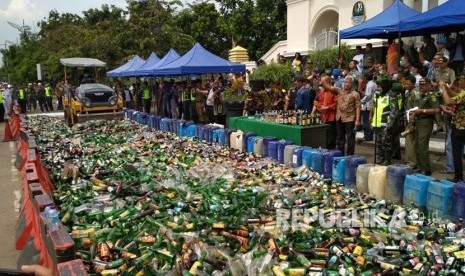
left=302, top=148, right=314, bottom=169
left=385, top=164, right=413, bottom=204
left=278, top=140, right=293, bottom=164
left=224, top=128, right=236, bottom=147
left=427, top=179, right=455, bottom=219
left=311, top=148, right=328, bottom=174
left=230, top=131, right=244, bottom=151
left=242, top=132, right=256, bottom=153
left=356, top=164, right=377, bottom=193
left=284, top=145, right=300, bottom=166
left=368, top=166, right=388, bottom=199
left=403, top=174, right=434, bottom=209
left=344, top=155, right=367, bottom=188
left=186, top=124, right=196, bottom=137
left=212, top=129, right=226, bottom=146
left=323, top=150, right=342, bottom=179
left=262, top=137, right=278, bottom=158
left=253, top=137, right=265, bottom=157
left=268, top=140, right=279, bottom=161
left=292, top=147, right=308, bottom=168
left=452, top=181, right=465, bottom=222
left=332, top=156, right=348, bottom=184
left=247, top=136, right=261, bottom=153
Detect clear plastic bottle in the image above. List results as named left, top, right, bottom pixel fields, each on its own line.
left=46, top=207, right=60, bottom=232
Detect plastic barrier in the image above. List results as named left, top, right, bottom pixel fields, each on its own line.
left=57, top=259, right=88, bottom=275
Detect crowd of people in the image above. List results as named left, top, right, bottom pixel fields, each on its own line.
left=116, top=74, right=247, bottom=126
left=2, top=34, right=465, bottom=181
left=274, top=34, right=465, bottom=181
left=0, top=82, right=65, bottom=122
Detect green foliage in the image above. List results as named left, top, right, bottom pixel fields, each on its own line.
left=308, top=44, right=353, bottom=70
left=223, top=87, right=247, bottom=103
left=249, top=63, right=294, bottom=90
left=1, top=0, right=287, bottom=85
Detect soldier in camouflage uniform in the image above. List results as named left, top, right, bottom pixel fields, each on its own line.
left=373, top=80, right=402, bottom=165
left=409, top=77, right=440, bottom=175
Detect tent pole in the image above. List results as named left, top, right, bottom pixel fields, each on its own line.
left=398, top=32, right=402, bottom=65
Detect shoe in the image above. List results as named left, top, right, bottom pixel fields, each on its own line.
left=439, top=169, right=455, bottom=174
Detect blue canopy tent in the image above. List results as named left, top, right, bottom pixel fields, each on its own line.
left=400, top=0, right=465, bottom=36
left=106, top=55, right=145, bottom=78
left=118, top=56, right=146, bottom=77
left=120, top=52, right=159, bottom=77
left=155, top=43, right=246, bottom=76
left=135, top=49, right=180, bottom=77
left=340, top=0, right=419, bottom=39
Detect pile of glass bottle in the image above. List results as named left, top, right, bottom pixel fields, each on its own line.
left=28, top=116, right=465, bottom=276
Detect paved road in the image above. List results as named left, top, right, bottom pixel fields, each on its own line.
left=0, top=122, right=21, bottom=269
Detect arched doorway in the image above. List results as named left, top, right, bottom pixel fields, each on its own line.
left=310, top=7, right=339, bottom=51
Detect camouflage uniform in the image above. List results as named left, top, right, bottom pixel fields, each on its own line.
left=378, top=86, right=403, bottom=164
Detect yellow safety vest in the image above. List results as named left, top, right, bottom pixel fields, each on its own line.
left=190, top=88, right=196, bottom=101
left=19, top=89, right=25, bottom=100
left=372, top=94, right=403, bottom=128
left=0, top=91, right=3, bottom=103
left=143, top=88, right=150, bottom=100
left=45, top=87, right=51, bottom=97
left=372, top=95, right=390, bottom=128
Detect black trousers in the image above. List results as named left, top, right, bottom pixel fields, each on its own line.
left=326, top=121, right=337, bottom=149
left=451, top=126, right=465, bottom=181
left=0, top=104, right=4, bottom=122
left=205, top=105, right=215, bottom=124
left=38, top=98, right=48, bottom=112
left=46, top=97, right=53, bottom=111
left=182, top=100, right=191, bottom=121
left=144, top=99, right=151, bottom=114
left=19, top=99, right=27, bottom=115
left=336, top=119, right=356, bottom=156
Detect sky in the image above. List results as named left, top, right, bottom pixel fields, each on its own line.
left=0, top=0, right=127, bottom=68
left=0, top=0, right=128, bottom=46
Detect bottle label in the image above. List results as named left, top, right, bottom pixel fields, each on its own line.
left=455, top=250, right=465, bottom=259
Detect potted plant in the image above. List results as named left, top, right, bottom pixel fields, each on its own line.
left=223, top=78, right=247, bottom=119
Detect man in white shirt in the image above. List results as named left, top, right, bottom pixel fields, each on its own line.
left=2, top=84, right=13, bottom=118
left=353, top=46, right=364, bottom=73
left=360, top=73, right=377, bottom=141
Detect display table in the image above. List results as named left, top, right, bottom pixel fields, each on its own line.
left=228, top=116, right=329, bottom=148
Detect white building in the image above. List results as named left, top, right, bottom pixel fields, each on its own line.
left=261, top=0, right=446, bottom=63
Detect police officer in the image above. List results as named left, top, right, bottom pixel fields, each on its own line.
left=45, top=83, right=54, bottom=111
left=27, top=83, right=37, bottom=111
left=409, top=77, right=440, bottom=175
left=18, top=84, right=27, bottom=115
left=142, top=81, right=151, bottom=114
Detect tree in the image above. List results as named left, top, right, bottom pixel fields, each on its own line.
left=214, top=0, right=287, bottom=61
